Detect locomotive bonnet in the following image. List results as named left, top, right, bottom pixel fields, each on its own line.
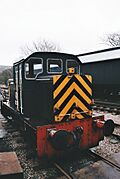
left=1, top=52, right=114, bottom=158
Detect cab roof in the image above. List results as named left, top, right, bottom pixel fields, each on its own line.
left=14, top=52, right=81, bottom=66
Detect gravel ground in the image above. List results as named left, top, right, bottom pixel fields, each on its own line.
left=95, top=136, right=120, bottom=158
left=114, top=126, right=120, bottom=135
left=94, top=130, right=120, bottom=158
left=5, top=131, right=59, bottom=179
left=0, top=111, right=120, bottom=179
left=0, top=115, right=58, bottom=179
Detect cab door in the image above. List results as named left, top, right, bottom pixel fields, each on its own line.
left=15, top=66, right=19, bottom=111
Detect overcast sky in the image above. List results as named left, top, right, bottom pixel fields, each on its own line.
left=0, top=0, right=120, bottom=65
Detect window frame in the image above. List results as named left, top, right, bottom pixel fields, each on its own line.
left=47, top=58, right=63, bottom=74
left=66, top=59, right=80, bottom=74
left=24, top=57, right=43, bottom=80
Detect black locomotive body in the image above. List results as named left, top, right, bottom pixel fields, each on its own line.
left=8, top=52, right=82, bottom=124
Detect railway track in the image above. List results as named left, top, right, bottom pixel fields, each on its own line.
left=54, top=148, right=120, bottom=179
left=54, top=162, right=76, bottom=179
left=88, top=150, right=120, bottom=171
left=92, top=101, right=120, bottom=128
left=92, top=105, right=120, bottom=114
left=92, top=101, right=120, bottom=114
left=95, top=100, right=120, bottom=106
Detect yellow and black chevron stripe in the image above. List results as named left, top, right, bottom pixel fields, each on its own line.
left=53, top=74, right=92, bottom=122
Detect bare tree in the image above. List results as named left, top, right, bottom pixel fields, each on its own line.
left=0, top=68, right=13, bottom=85
left=103, top=33, right=120, bottom=47
left=20, top=39, right=61, bottom=56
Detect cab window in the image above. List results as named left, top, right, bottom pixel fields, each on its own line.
left=66, top=59, right=80, bottom=74
left=25, top=58, right=43, bottom=79
left=47, top=58, right=63, bottom=73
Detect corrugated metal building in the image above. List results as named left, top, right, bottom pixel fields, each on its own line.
left=77, top=47, right=120, bottom=102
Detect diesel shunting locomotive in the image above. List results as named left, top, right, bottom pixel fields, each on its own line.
left=1, top=52, right=114, bottom=158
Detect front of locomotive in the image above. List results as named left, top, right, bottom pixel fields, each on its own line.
left=36, top=53, right=114, bottom=159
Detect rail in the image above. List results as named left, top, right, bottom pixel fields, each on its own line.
left=54, top=162, right=76, bottom=179
left=88, top=150, right=120, bottom=171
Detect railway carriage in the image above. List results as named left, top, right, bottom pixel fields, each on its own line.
left=1, top=52, right=114, bottom=158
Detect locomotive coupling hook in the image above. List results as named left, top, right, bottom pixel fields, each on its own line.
left=103, top=119, right=114, bottom=136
